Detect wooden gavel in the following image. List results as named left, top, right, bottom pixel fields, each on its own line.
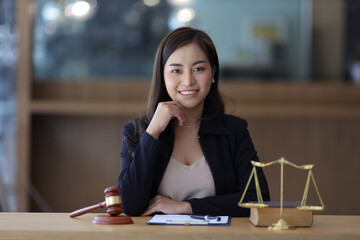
left=69, top=186, right=123, bottom=218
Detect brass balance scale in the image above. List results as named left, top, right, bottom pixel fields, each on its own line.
left=238, top=157, right=325, bottom=230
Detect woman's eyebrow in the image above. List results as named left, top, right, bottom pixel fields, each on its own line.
left=168, top=63, right=182, bottom=67
left=193, top=60, right=206, bottom=65
left=167, top=60, right=207, bottom=67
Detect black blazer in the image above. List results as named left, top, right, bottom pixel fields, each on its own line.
left=118, top=113, right=270, bottom=216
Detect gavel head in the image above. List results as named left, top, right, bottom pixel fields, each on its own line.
left=104, top=186, right=123, bottom=216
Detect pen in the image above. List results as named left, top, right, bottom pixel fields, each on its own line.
left=190, top=215, right=221, bottom=221
left=166, top=220, right=208, bottom=225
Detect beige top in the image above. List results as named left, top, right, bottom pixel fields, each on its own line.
left=157, top=156, right=216, bottom=201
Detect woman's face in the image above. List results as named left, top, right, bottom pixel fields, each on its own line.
left=163, top=42, right=213, bottom=111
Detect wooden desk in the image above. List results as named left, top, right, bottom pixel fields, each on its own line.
left=0, top=213, right=359, bottom=240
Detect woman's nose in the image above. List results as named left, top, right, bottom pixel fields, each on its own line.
left=181, top=71, right=195, bottom=86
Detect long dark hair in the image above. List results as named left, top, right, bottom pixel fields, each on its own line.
left=131, top=27, right=224, bottom=141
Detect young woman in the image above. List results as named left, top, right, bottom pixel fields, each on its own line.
left=118, top=27, right=270, bottom=217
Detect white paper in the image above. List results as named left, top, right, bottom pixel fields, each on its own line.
left=147, top=214, right=230, bottom=225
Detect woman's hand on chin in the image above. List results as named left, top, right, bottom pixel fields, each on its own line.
left=146, top=101, right=186, bottom=140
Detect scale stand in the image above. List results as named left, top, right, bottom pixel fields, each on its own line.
left=239, top=157, right=325, bottom=231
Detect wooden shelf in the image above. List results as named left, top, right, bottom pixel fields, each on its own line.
left=30, top=100, right=360, bottom=118
left=31, top=100, right=144, bottom=116
left=232, top=104, right=360, bottom=118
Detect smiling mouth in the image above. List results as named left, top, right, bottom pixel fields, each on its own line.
left=178, top=90, right=199, bottom=96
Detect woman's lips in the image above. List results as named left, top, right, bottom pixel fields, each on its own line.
left=178, top=90, right=199, bottom=96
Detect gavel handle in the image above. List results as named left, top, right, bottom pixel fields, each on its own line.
left=69, top=201, right=106, bottom=218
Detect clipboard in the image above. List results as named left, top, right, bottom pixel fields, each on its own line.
left=147, top=214, right=231, bottom=226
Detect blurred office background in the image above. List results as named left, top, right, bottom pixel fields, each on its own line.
left=1, top=0, right=360, bottom=214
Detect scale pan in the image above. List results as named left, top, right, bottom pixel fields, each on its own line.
left=239, top=203, right=268, bottom=208
left=297, top=205, right=324, bottom=212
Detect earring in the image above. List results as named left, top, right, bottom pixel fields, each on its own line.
left=212, top=78, right=215, bottom=83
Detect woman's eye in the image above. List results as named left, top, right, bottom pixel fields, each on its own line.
left=194, top=67, right=204, bottom=72
left=171, top=69, right=180, bottom=73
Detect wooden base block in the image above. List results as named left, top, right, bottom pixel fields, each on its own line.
left=92, top=215, right=133, bottom=225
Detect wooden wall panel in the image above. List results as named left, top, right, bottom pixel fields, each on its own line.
left=31, top=115, right=129, bottom=212
left=29, top=109, right=360, bottom=215
left=247, top=116, right=360, bottom=215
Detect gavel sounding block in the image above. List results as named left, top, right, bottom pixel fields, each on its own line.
left=92, top=215, right=133, bottom=225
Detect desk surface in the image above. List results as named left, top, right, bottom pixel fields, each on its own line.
left=0, top=213, right=359, bottom=240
